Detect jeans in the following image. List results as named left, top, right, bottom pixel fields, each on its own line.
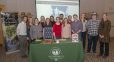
left=81, top=32, right=86, bottom=50
left=87, top=34, right=98, bottom=52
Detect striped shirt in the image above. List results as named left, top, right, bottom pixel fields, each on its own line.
left=86, top=19, right=100, bottom=36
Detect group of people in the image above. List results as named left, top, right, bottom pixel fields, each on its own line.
left=17, top=13, right=111, bottom=58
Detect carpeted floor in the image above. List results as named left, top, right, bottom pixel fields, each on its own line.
left=84, top=38, right=114, bottom=62
left=0, top=38, right=114, bottom=62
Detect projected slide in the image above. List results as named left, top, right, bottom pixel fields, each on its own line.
left=36, top=0, right=79, bottom=19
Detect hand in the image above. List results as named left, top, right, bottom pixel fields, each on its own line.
left=99, top=35, right=104, bottom=38
left=102, top=35, right=104, bottom=38
left=76, top=30, right=81, bottom=34
left=72, top=30, right=75, bottom=34
left=27, top=37, right=29, bottom=40
left=53, top=33, right=55, bottom=36
left=53, top=33, right=56, bottom=40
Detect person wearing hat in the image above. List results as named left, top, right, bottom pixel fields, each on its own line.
left=86, top=13, right=100, bottom=53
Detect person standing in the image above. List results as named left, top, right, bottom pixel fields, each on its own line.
left=62, top=18, right=71, bottom=39
left=59, top=14, right=64, bottom=23
left=16, top=16, right=28, bottom=57
left=30, top=18, right=43, bottom=41
left=99, top=13, right=111, bottom=58
left=26, top=17, right=33, bottom=52
left=80, top=13, right=87, bottom=50
left=53, top=17, right=62, bottom=39
left=43, top=18, right=52, bottom=39
left=59, top=14, right=64, bottom=20
left=26, top=17, right=33, bottom=41
left=71, top=14, right=83, bottom=41
left=86, top=13, right=100, bottom=53
left=68, top=15, right=72, bottom=24
left=50, top=16, right=55, bottom=26
left=40, top=16, right=45, bottom=28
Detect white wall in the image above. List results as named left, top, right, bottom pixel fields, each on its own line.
left=0, top=0, right=6, bottom=4
left=5, top=0, right=36, bottom=17
left=80, top=0, right=106, bottom=18
left=105, top=0, right=114, bottom=37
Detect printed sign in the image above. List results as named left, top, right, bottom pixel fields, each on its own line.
left=72, top=33, right=79, bottom=42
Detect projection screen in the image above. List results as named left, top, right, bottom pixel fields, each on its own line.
left=36, top=0, right=79, bottom=20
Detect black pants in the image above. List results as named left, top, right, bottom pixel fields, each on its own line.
left=28, top=38, right=35, bottom=54
left=100, top=42, right=109, bottom=56
left=81, top=32, right=86, bottom=50
left=87, top=35, right=98, bottom=52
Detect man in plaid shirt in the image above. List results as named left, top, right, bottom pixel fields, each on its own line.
left=86, top=13, right=100, bottom=53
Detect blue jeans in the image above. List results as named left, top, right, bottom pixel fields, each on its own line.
left=87, top=34, right=98, bottom=52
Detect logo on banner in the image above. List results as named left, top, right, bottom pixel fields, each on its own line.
left=48, top=47, right=64, bottom=61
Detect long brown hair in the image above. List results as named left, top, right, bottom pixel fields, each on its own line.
left=102, top=13, right=108, bottom=21
left=50, top=15, right=54, bottom=21
left=40, top=16, right=45, bottom=22
left=34, top=18, right=40, bottom=25
left=27, top=17, right=34, bottom=25
left=62, top=18, right=68, bottom=27
left=101, top=13, right=109, bottom=25
left=45, top=18, right=51, bottom=25
left=80, top=13, right=87, bottom=22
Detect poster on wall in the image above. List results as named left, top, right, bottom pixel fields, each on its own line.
left=1, top=12, right=19, bottom=54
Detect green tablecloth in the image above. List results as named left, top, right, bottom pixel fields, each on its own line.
left=29, top=41, right=84, bottom=62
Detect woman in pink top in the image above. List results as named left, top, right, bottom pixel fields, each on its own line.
left=62, top=18, right=71, bottom=39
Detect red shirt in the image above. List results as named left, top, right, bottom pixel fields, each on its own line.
left=53, top=23, right=62, bottom=37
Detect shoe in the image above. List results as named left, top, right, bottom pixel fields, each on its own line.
left=93, top=51, right=96, bottom=53
left=103, top=55, right=108, bottom=58
left=22, top=55, right=28, bottom=58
